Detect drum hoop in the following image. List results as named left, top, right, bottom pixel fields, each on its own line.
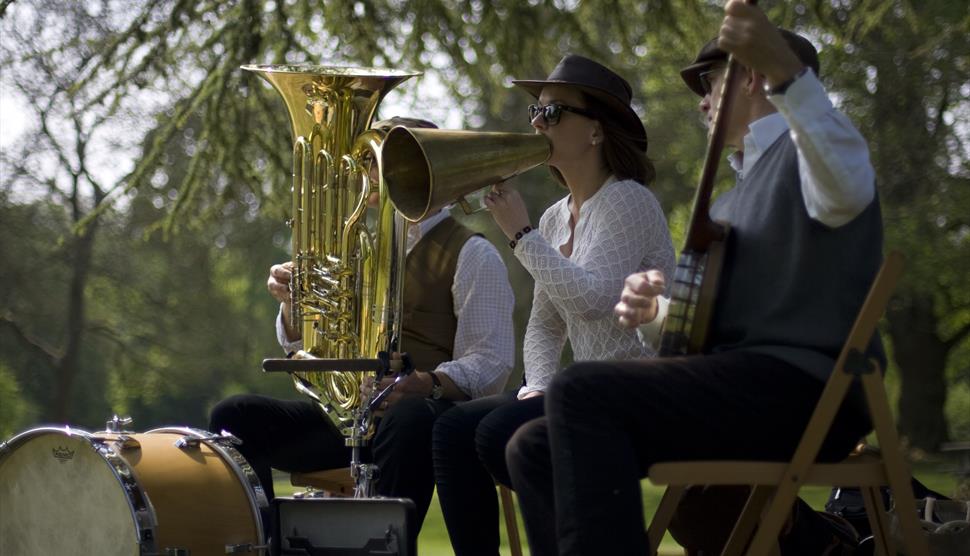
left=0, top=426, right=159, bottom=554
left=144, top=426, right=268, bottom=543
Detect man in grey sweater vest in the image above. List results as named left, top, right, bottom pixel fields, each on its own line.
left=505, top=2, right=882, bottom=555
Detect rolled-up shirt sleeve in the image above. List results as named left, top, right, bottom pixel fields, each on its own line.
left=276, top=307, right=303, bottom=354
left=434, top=236, right=515, bottom=399
left=770, top=70, right=875, bottom=228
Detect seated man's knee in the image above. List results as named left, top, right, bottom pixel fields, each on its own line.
left=547, top=361, right=613, bottom=412
left=208, top=394, right=249, bottom=432
left=432, top=403, right=478, bottom=443
left=505, top=417, right=550, bottom=478
left=378, top=397, right=437, bottom=443
left=475, top=418, right=514, bottom=486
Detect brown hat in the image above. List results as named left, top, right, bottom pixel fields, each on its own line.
left=680, top=29, right=820, bottom=97
left=512, top=54, right=647, bottom=151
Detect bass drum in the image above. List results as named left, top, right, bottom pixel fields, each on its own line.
left=0, top=425, right=268, bottom=555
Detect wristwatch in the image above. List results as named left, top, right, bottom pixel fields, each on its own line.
left=428, top=372, right=444, bottom=400
left=766, top=66, right=809, bottom=96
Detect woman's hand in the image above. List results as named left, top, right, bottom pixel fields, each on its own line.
left=614, top=270, right=666, bottom=328
left=483, top=182, right=532, bottom=241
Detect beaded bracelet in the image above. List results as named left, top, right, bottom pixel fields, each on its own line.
left=508, top=225, right=533, bottom=250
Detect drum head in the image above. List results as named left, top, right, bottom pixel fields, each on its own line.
left=0, top=429, right=141, bottom=556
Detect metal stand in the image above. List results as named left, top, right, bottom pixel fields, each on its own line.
left=262, top=351, right=414, bottom=498
left=349, top=351, right=414, bottom=497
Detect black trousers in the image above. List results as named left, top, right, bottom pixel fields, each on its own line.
left=505, top=351, right=871, bottom=556
left=432, top=391, right=545, bottom=556
left=208, top=393, right=454, bottom=531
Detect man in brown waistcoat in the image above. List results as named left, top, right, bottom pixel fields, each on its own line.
left=209, top=117, right=516, bottom=533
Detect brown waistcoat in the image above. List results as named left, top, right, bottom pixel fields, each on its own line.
left=401, top=217, right=480, bottom=372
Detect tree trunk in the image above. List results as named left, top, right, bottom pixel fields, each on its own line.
left=886, top=290, right=949, bottom=451
left=51, top=223, right=98, bottom=421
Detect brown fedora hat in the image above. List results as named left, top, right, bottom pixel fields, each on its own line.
left=512, top=54, right=647, bottom=151
left=681, top=29, right=820, bottom=97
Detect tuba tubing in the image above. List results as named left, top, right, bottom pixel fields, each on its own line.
left=244, top=64, right=418, bottom=437
left=381, top=127, right=551, bottom=222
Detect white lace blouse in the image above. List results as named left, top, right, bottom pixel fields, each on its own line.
left=514, top=178, right=675, bottom=396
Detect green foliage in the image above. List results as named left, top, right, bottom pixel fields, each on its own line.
left=810, top=0, right=970, bottom=449
left=0, top=363, right=33, bottom=439
left=1, top=0, right=968, bottom=446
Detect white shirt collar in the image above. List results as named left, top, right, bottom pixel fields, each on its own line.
left=406, top=209, right=449, bottom=254
left=560, top=174, right=619, bottom=219
left=727, top=112, right=789, bottom=179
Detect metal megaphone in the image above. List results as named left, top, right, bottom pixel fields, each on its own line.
left=380, top=127, right=551, bottom=222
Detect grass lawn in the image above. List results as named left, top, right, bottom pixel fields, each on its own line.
left=273, top=460, right=960, bottom=556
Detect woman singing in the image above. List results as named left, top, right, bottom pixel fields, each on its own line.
left=432, top=54, right=675, bottom=556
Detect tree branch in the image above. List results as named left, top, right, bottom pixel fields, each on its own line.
left=0, top=312, right=61, bottom=366
left=944, top=321, right=970, bottom=351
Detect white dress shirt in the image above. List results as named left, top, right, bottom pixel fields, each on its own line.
left=638, top=69, right=877, bottom=345
left=277, top=210, right=515, bottom=399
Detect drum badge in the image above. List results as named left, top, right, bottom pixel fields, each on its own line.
left=52, top=446, right=75, bottom=463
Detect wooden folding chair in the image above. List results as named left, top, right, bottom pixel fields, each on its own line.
left=646, top=252, right=930, bottom=556
left=498, top=482, right=525, bottom=556
left=291, top=469, right=525, bottom=556
left=291, top=467, right=356, bottom=497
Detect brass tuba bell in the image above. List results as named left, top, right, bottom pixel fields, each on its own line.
left=380, top=127, right=551, bottom=222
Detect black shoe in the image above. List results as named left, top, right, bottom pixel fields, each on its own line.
left=817, top=511, right=861, bottom=555
left=780, top=500, right=860, bottom=555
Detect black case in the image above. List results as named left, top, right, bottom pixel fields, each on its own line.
left=271, top=496, right=416, bottom=556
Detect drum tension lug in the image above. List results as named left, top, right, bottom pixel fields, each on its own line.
left=106, top=414, right=133, bottom=432
left=115, top=434, right=142, bottom=450
left=174, top=431, right=242, bottom=450
left=174, top=436, right=202, bottom=449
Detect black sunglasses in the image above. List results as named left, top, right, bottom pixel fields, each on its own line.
left=528, top=103, right=595, bottom=126
left=698, top=66, right=726, bottom=95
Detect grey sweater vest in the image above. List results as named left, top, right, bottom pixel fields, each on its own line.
left=708, top=134, right=885, bottom=381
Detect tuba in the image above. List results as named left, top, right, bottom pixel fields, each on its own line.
left=245, top=64, right=419, bottom=438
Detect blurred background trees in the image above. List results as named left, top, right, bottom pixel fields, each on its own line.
left=1, top=0, right=967, bottom=454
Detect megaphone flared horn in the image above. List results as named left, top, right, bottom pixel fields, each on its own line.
left=381, top=127, right=551, bottom=222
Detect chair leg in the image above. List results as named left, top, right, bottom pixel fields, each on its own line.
left=721, top=486, right=774, bottom=556
left=647, top=485, right=685, bottom=556
left=862, top=486, right=892, bottom=556
left=744, top=485, right=802, bottom=556
left=498, top=485, right=523, bottom=556
left=861, top=372, right=930, bottom=556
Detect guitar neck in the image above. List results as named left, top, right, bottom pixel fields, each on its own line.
left=660, top=26, right=753, bottom=356
left=683, top=18, right=754, bottom=253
